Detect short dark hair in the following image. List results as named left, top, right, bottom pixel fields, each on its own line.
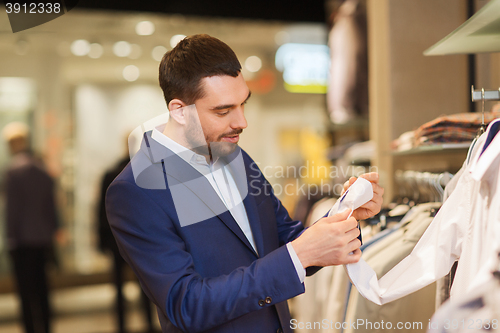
left=159, top=34, right=242, bottom=106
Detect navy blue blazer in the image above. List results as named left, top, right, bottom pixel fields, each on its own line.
left=106, top=131, right=306, bottom=333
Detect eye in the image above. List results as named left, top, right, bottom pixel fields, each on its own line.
left=217, top=110, right=230, bottom=116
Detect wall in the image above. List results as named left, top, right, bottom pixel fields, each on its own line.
left=367, top=0, right=469, bottom=202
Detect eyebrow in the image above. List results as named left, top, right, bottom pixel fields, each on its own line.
left=210, top=91, right=252, bottom=111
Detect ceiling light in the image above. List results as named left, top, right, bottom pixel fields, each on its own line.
left=113, top=41, right=132, bottom=57
left=88, top=43, right=103, bottom=59
left=170, top=34, right=186, bottom=48
left=152, top=45, right=168, bottom=61
left=123, top=65, right=140, bottom=82
left=71, top=39, right=90, bottom=56
left=135, top=21, right=155, bottom=36
left=245, top=56, right=262, bottom=73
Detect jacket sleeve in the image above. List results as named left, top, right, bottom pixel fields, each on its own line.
left=262, top=175, right=304, bottom=247
left=106, top=179, right=305, bottom=333
left=243, top=154, right=323, bottom=277
left=271, top=189, right=322, bottom=276
left=254, top=161, right=322, bottom=277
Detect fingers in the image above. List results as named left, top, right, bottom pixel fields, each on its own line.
left=356, top=182, right=384, bottom=217
left=359, top=172, right=379, bottom=184
left=361, top=201, right=380, bottom=215
left=372, top=182, right=384, bottom=196
left=335, top=217, right=359, bottom=244
left=343, top=181, right=349, bottom=193
left=323, top=214, right=359, bottom=238
left=343, top=173, right=381, bottom=197
left=346, top=237, right=361, bottom=253
left=360, top=173, right=383, bottom=205
left=351, top=173, right=384, bottom=220
left=329, top=215, right=358, bottom=233
left=327, top=208, right=352, bottom=223
left=298, top=214, right=362, bottom=267
left=344, top=248, right=362, bottom=264
left=336, top=239, right=361, bottom=265
left=344, top=223, right=360, bottom=239
left=373, top=190, right=384, bottom=207
left=343, top=176, right=357, bottom=193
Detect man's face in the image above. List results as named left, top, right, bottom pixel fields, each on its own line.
left=193, top=72, right=250, bottom=157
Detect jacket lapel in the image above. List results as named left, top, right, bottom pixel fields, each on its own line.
left=141, top=131, right=258, bottom=255
left=242, top=193, right=265, bottom=257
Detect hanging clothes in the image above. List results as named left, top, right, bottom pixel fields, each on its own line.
left=327, top=0, right=368, bottom=124
left=322, top=216, right=405, bottom=333
left=346, top=118, right=500, bottom=305
left=435, top=136, right=478, bottom=308
left=344, top=202, right=441, bottom=333
left=428, top=271, right=500, bottom=333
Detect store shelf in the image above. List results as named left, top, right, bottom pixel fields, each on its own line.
left=391, top=142, right=471, bottom=156
left=424, top=0, right=500, bottom=55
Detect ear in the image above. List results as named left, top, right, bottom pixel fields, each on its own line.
left=168, top=99, right=188, bottom=125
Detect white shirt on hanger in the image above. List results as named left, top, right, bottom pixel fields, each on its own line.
left=346, top=118, right=500, bottom=305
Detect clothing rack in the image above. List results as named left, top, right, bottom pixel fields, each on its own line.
left=394, top=170, right=453, bottom=204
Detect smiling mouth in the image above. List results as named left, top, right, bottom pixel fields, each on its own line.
left=222, top=135, right=239, bottom=143
left=218, top=130, right=242, bottom=142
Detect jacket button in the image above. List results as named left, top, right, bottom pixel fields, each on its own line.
left=265, top=296, right=272, bottom=304
left=258, top=300, right=265, bottom=307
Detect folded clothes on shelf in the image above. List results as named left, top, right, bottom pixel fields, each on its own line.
left=391, top=105, right=500, bottom=151
left=391, top=131, right=415, bottom=151
left=414, top=109, right=500, bottom=146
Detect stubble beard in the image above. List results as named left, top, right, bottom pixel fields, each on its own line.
left=209, top=129, right=243, bottom=158
left=187, top=123, right=242, bottom=159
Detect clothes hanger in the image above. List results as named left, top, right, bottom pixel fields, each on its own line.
left=417, top=172, right=434, bottom=203
left=479, top=87, right=486, bottom=137
left=393, top=170, right=406, bottom=204
left=436, top=172, right=453, bottom=202
left=426, top=173, right=440, bottom=203
left=471, top=85, right=500, bottom=137
left=403, top=170, right=419, bottom=204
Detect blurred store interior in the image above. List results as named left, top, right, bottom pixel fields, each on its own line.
left=0, top=0, right=500, bottom=332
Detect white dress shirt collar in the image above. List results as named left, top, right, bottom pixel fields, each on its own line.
left=151, top=124, right=212, bottom=168
left=470, top=118, right=500, bottom=181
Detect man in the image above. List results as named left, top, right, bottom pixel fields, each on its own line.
left=106, top=34, right=383, bottom=333
left=2, top=122, right=59, bottom=333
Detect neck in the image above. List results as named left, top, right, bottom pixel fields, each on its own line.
left=162, top=121, right=211, bottom=162
left=162, top=121, right=187, bottom=148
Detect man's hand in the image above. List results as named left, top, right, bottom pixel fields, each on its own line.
left=343, top=172, right=384, bottom=220
left=291, top=209, right=361, bottom=268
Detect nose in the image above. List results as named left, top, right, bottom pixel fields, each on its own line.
left=231, top=106, right=247, bottom=130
